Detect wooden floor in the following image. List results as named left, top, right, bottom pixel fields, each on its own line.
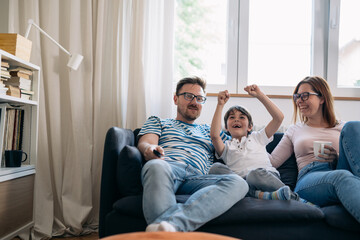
left=12, top=232, right=99, bottom=240
left=51, top=232, right=99, bottom=240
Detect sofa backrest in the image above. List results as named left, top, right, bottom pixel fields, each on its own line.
left=270, top=133, right=298, bottom=190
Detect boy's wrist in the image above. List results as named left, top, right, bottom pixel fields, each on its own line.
left=256, top=92, right=266, bottom=99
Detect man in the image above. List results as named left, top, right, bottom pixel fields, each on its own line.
left=137, top=76, right=248, bottom=232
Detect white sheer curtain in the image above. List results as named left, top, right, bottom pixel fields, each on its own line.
left=8, top=0, right=174, bottom=238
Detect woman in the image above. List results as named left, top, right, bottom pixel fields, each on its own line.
left=269, top=76, right=360, bottom=224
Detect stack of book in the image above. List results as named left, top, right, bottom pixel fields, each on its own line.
left=0, top=60, right=10, bottom=95
left=6, top=66, right=34, bottom=100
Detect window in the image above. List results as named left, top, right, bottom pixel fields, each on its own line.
left=174, top=0, right=228, bottom=85
left=174, top=0, right=360, bottom=98
left=247, top=0, right=312, bottom=87
left=337, top=0, right=360, bottom=87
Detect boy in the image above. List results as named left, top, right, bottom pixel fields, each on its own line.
left=210, top=84, right=294, bottom=200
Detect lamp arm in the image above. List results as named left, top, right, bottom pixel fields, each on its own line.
left=24, top=19, right=71, bottom=56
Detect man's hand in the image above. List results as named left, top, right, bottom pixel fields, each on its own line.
left=218, top=90, right=230, bottom=105
left=144, top=145, right=164, bottom=161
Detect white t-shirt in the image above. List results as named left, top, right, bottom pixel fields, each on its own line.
left=217, top=128, right=278, bottom=178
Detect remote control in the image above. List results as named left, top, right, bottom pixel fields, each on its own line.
left=153, top=149, right=162, bottom=158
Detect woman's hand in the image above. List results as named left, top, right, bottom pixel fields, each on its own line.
left=316, top=144, right=338, bottom=168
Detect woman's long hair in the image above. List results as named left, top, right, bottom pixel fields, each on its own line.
left=292, top=76, right=337, bottom=127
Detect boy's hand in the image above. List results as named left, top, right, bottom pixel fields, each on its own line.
left=244, top=84, right=262, bottom=98
left=218, top=90, right=230, bottom=105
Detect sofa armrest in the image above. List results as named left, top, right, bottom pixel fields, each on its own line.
left=99, top=127, right=135, bottom=238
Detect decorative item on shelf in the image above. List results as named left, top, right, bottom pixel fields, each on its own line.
left=25, top=19, right=84, bottom=70
left=0, top=33, right=32, bottom=62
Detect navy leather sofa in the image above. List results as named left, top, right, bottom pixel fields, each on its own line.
left=99, top=127, right=360, bottom=240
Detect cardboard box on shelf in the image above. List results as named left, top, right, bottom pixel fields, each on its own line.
left=0, top=34, right=32, bottom=62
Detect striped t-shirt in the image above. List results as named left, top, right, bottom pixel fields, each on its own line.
left=138, top=116, right=230, bottom=174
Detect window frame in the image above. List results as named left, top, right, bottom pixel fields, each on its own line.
left=326, top=0, right=360, bottom=98
left=204, top=0, right=360, bottom=98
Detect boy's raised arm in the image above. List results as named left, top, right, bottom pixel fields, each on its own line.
left=244, top=85, right=284, bottom=138
left=210, top=90, right=229, bottom=156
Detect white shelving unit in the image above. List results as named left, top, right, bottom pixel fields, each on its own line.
left=0, top=49, right=40, bottom=240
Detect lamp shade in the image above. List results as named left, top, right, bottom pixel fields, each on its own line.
left=67, top=53, right=84, bottom=71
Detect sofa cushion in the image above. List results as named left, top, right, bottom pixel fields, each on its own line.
left=277, top=155, right=298, bottom=191
left=266, top=133, right=298, bottom=190
left=322, top=205, right=360, bottom=232
left=113, top=195, right=325, bottom=223
left=113, top=195, right=189, bottom=218
left=117, top=145, right=143, bottom=196
left=208, top=197, right=324, bottom=224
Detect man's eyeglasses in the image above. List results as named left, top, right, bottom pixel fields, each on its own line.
left=293, top=92, right=320, bottom=102
left=177, top=92, right=207, bottom=104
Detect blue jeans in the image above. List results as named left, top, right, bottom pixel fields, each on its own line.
left=141, top=160, right=248, bottom=231
left=295, top=121, right=360, bottom=223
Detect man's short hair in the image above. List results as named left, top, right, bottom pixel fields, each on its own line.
left=176, top=76, right=207, bottom=95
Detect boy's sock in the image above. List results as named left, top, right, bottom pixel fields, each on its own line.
left=254, top=186, right=291, bottom=200
left=146, top=221, right=176, bottom=232
left=298, top=197, right=319, bottom=208
left=290, top=191, right=319, bottom=207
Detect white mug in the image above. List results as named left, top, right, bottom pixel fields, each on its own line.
left=313, top=141, right=332, bottom=159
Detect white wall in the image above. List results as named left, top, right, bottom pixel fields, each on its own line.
left=172, top=96, right=360, bottom=129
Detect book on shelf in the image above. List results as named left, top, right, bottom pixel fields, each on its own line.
left=1, top=60, right=10, bottom=68
left=0, top=87, right=8, bottom=96
left=9, top=67, right=32, bottom=80
left=21, top=93, right=32, bottom=100
left=21, top=89, right=34, bottom=100
left=9, top=71, right=31, bottom=80
left=6, top=85, right=21, bottom=98
left=0, top=77, right=9, bottom=82
left=1, top=69, right=10, bottom=78
left=20, top=89, right=34, bottom=95
left=1, top=60, right=10, bottom=83
left=0, top=106, right=4, bottom=167
left=9, top=67, right=33, bottom=76
left=0, top=104, right=25, bottom=167
left=0, top=77, right=7, bottom=94
left=5, top=76, right=32, bottom=91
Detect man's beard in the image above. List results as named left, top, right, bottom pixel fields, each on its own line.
left=178, top=104, right=200, bottom=121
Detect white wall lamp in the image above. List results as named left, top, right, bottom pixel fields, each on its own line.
left=24, top=19, right=83, bottom=71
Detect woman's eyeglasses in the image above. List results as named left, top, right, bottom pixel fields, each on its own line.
left=293, top=92, right=320, bottom=102
left=177, top=92, right=207, bottom=104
